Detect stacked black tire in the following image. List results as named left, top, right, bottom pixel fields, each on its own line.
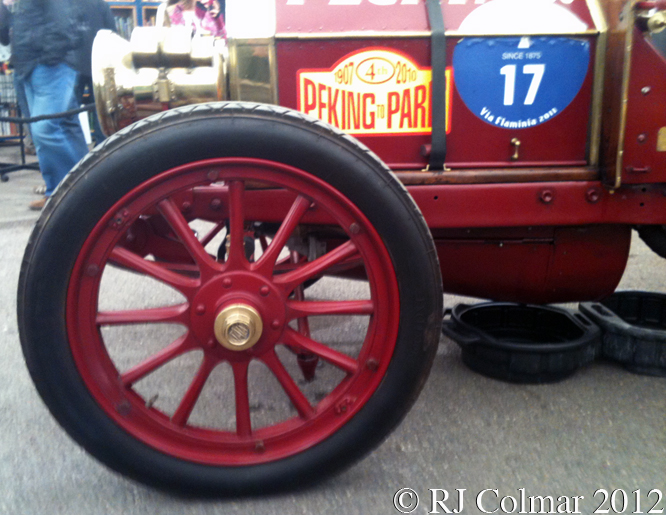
left=443, top=292, right=666, bottom=383
left=442, top=303, right=601, bottom=384
left=580, top=291, right=666, bottom=378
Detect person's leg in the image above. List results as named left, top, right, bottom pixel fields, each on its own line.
left=24, top=63, right=89, bottom=197
left=13, top=73, right=34, bottom=148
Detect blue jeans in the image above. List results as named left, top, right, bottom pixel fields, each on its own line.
left=13, top=74, right=33, bottom=146
left=23, top=63, right=89, bottom=197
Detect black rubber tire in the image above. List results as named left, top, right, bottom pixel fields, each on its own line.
left=637, top=225, right=666, bottom=259
left=580, top=292, right=666, bottom=377
left=442, top=303, right=601, bottom=383
left=17, top=102, right=443, bottom=495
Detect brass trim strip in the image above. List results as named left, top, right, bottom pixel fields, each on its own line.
left=268, top=39, right=278, bottom=104
left=615, top=0, right=638, bottom=190
left=395, top=167, right=599, bottom=185
left=227, top=38, right=278, bottom=105
left=228, top=39, right=239, bottom=99
left=586, top=0, right=608, bottom=32
left=658, top=127, right=666, bottom=152
left=586, top=0, right=608, bottom=167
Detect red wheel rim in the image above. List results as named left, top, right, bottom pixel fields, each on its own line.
left=66, top=158, right=400, bottom=465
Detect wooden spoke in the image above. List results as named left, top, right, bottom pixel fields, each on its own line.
left=282, top=329, right=359, bottom=375
left=230, top=361, right=252, bottom=437
left=120, top=332, right=198, bottom=387
left=253, top=195, right=311, bottom=276
left=262, top=351, right=314, bottom=419
left=286, top=299, right=374, bottom=319
left=171, top=355, right=218, bottom=427
left=225, top=180, right=246, bottom=268
left=157, top=198, right=217, bottom=277
left=109, top=247, right=199, bottom=295
left=274, top=241, right=358, bottom=293
left=97, top=303, right=189, bottom=326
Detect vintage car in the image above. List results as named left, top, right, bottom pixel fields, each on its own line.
left=16, top=0, right=666, bottom=495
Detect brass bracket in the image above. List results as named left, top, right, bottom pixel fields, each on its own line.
left=510, top=138, right=521, bottom=161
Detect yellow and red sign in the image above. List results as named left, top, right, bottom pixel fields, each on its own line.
left=298, top=48, right=452, bottom=136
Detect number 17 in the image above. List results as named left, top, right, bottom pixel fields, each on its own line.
left=500, top=64, right=545, bottom=106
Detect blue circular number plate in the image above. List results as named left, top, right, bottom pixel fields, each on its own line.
left=453, top=37, right=590, bottom=129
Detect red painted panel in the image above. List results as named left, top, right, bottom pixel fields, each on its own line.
left=409, top=181, right=666, bottom=228
left=277, top=37, right=595, bottom=169
left=442, top=0, right=594, bottom=33
left=446, top=37, right=594, bottom=168
left=277, top=0, right=429, bottom=34
left=621, top=29, right=666, bottom=183
left=189, top=181, right=666, bottom=230
left=275, top=0, right=594, bottom=34
left=436, top=225, right=631, bottom=303
left=277, top=38, right=433, bottom=169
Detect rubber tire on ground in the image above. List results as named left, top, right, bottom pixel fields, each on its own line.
left=442, top=303, right=601, bottom=383
left=637, top=225, right=666, bottom=259
left=580, top=292, right=666, bottom=377
left=17, top=102, right=443, bottom=495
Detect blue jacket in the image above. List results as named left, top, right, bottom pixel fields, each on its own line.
left=11, top=0, right=83, bottom=79
left=74, top=0, right=116, bottom=77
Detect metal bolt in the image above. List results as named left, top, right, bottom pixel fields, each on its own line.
left=255, top=441, right=265, bottom=452
left=539, top=189, right=555, bottom=204
left=638, top=133, right=648, bottom=143
left=586, top=187, right=602, bottom=204
left=366, top=358, right=379, bottom=371
left=195, top=304, right=206, bottom=315
left=85, top=264, right=100, bottom=277
left=271, top=319, right=281, bottom=330
left=181, top=201, right=192, bottom=213
left=260, top=286, right=270, bottom=296
left=210, top=198, right=222, bottom=211
left=222, top=278, right=232, bottom=288
left=335, top=397, right=354, bottom=415
left=111, top=209, right=130, bottom=228
left=349, top=223, right=360, bottom=235
left=116, top=400, right=131, bottom=416
left=642, top=86, right=652, bottom=95
left=207, top=170, right=219, bottom=182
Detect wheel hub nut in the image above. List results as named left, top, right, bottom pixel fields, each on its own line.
left=214, top=304, right=263, bottom=351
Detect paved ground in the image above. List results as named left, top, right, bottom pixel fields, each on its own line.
left=0, top=144, right=664, bottom=515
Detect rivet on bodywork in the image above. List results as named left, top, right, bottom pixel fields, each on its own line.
left=539, top=190, right=554, bottom=204
left=586, top=188, right=602, bottom=204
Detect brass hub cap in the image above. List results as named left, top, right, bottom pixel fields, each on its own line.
left=214, top=304, right=263, bottom=351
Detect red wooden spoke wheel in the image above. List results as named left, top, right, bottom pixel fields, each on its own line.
left=69, top=157, right=399, bottom=464
left=18, top=103, right=442, bottom=494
